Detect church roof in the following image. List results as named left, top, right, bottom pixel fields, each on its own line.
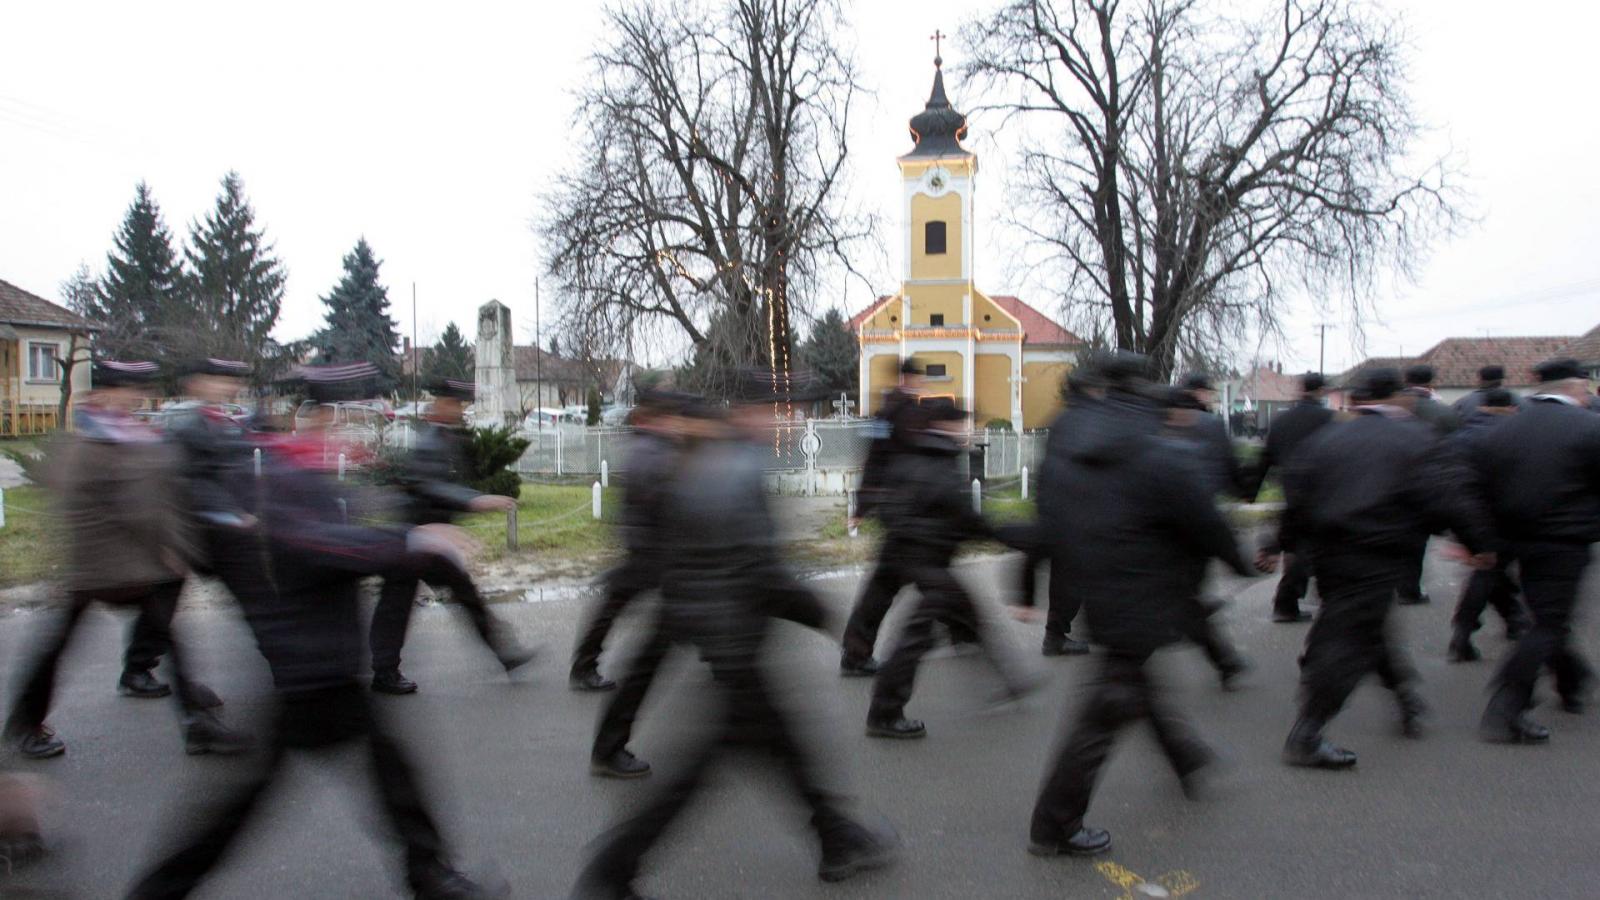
left=901, top=57, right=971, bottom=161
left=848, top=294, right=1082, bottom=347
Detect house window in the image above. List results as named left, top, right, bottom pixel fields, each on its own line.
left=27, top=342, right=59, bottom=382
left=925, top=363, right=948, bottom=377
left=925, top=220, right=947, bottom=255
left=930, top=314, right=945, bottom=326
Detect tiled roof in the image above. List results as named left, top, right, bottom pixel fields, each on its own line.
left=1558, top=323, right=1600, bottom=365
left=0, top=278, right=97, bottom=330
left=1237, top=366, right=1301, bottom=403
left=848, top=293, right=1083, bottom=347
left=1338, top=334, right=1587, bottom=388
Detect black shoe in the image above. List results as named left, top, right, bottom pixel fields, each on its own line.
left=1397, top=690, right=1429, bottom=738
left=590, top=749, right=651, bottom=779
left=411, top=863, right=510, bottom=900
left=1479, top=713, right=1551, bottom=744
left=1218, top=658, right=1250, bottom=692
left=865, top=716, right=926, bottom=739
left=1447, top=634, right=1481, bottom=663
left=840, top=655, right=880, bottom=677
left=498, top=644, right=538, bottom=676
left=569, top=670, right=617, bottom=692
left=118, top=669, right=172, bottom=699
left=1042, top=635, right=1090, bottom=657
left=372, top=668, right=419, bottom=695
left=1271, top=611, right=1313, bottom=623
left=1028, top=826, right=1112, bottom=857
left=1397, top=592, right=1430, bottom=606
left=183, top=711, right=252, bottom=756
left=184, top=681, right=225, bottom=709
left=1283, top=718, right=1357, bottom=769
left=1561, top=695, right=1586, bottom=715
left=11, top=725, right=64, bottom=760
left=818, top=825, right=901, bottom=883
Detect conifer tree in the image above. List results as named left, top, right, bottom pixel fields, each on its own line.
left=96, top=181, right=185, bottom=357
left=799, top=307, right=858, bottom=400
left=312, top=238, right=402, bottom=394
left=183, top=171, right=286, bottom=365
left=424, top=321, right=474, bottom=383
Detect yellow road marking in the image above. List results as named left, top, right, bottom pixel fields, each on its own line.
left=1094, top=861, right=1200, bottom=899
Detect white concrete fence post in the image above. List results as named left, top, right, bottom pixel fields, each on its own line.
left=1021, top=465, right=1029, bottom=500
left=253, top=448, right=262, bottom=477
left=601, top=459, right=610, bottom=488
left=0, top=486, right=6, bottom=530
left=337, top=453, right=347, bottom=481
left=972, top=478, right=982, bottom=514
left=506, top=506, right=519, bottom=551
left=592, top=480, right=603, bottom=520
left=846, top=488, right=858, bottom=538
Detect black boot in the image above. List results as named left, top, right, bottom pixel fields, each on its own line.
left=569, top=669, right=617, bottom=692
left=410, top=862, right=510, bottom=900
left=1217, top=657, right=1250, bottom=692
left=840, top=654, right=880, bottom=677
left=1041, top=634, right=1090, bottom=657
left=372, top=667, right=419, bottom=695
left=118, top=669, right=172, bottom=699
left=1283, top=717, right=1357, bottom=769
left=1028, top=826, right=1112, bottom=857
left=1447, top=631, right=1480, bottom=663
left=8, top=725, right=64, bottom=760
left=865, top=716, right=926, bottom=739
left=1397, top=591, right=1430, bottom=606
left=1396, top=688, right=1429, bottom=738
left=183, top=709, right=252, bottom=756
left=590, top=748, right=651, bottom=779
left=817, top=820, right=901, bottom=883
left=1480, top=688, right=1550, bottom=743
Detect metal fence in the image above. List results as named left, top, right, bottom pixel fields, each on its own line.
left=512, top=420, right=1048, bottom=480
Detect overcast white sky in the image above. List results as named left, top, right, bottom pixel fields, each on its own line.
left=2, top=0, right=1596, bottom=374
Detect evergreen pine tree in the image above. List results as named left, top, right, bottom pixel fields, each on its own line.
left=183, top=171, right=286, bottom=365
left=799, top=307, right=858, bottom=400
left=312, top=238, right=403, bottom=394
left=423, top=321, right=474, bottom=383
left=96, top=181, right=185, bottom=357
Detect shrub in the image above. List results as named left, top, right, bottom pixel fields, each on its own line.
left=984, top=418, right=1013, bottom=431
left=465, top=425, right=531, bottom=499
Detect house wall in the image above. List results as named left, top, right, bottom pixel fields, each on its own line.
left=973, top=353, right=1012, bottom=425
left=909, top=192, right=964, bottom=281
left=905, top=283, right=966, bottom=327
left=864, top=352, right=902, bottom=416
left=908, top=350, right=964, bottom=406
left=1021, top=360, right=1071, bottom=428
left=861, top=296, right=900, bottom=331
left=10, top=326, right=92, bottom=405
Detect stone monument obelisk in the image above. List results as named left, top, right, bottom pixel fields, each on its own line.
left=475, top=299, right=515, bottom=427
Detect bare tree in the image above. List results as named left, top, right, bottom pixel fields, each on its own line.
left=539, top=0, right=872, bottom=396
left=55, top=264, right=100, bottom=424
left=963, top=0, right=1461, bottom=377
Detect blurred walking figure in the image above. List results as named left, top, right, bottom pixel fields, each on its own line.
left=1452, top=365, right=1509, bottom=419
left=3, top=360, right=245, bottom=760
left=127, top=364, right=506, bottom=900
left=1247, top=372, right=1337, bottom=623
left=570, top=374, right=686, bottom=693
left=1165, top=380, right=1251, bottom=689
left=573, top=371, right=899, bottom=899
left=1393, top=364, right=1461, bottom=607
left=865, top=399, right=1036, bottom=740
left=1023, top=353, right=1255, bottom=858
left=368, top=378, right=532, bottom=695
left=1267, top=368, right=1495, bottom=769
left=1468, top=359, right=1600, bottom=743
left=841, top=360, right=977, bottom=676
left=1441, top=388, right=1529, bottom=663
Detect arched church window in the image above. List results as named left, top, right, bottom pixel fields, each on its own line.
left=925, top=220, right=947, bottom=255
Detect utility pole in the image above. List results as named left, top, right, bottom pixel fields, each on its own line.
left=411, top=282, right=419, bottom=404
left=535, top=278, right=543, bottom=432
left=1315, top=323, right=1335, bottom=375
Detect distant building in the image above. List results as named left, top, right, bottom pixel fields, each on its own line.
left=1558, top=323, right=1600, bottom=380
left=850, top=55, right=1082, bottom=430
left=0, top=278, right=97, bottom=434
left=1333, top=333, right=1587, bottom=408
left=1226, top=362, right=1302, bottom=435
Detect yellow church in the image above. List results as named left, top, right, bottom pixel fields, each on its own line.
left=851, top=53, right=1081, bottom=430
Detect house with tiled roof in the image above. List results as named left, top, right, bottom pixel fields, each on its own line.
left=851, top=56, right=1082, bottom=430
left=1332, top=332, right=1588, bottom=408
left=1557, top=323, right=1600, bottom=379
left=0, top=278, right=98, bottom=434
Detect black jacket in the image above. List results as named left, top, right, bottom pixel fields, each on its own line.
left=166, top=406, right=258, bottom=526
left=1411, top=393, right=1460, bottom=436
left=393, top=421, right=481, bottom=526
left=1279, top=408, right=1494, bottom=560
left=856, top=388, right=919, bottom=519
left=1041, top=393, right=1252, bottom=654
left=1248, top=398, right=1335, bottom=500
left=1168, top=411, right=1249, bottom=499
left=877, top=436, right=991, bottom=555
left=1467, top=397, right=1600, bottom=544
left=617, top=429, right=679, bottom=556
left=1452, top=387, right=1509, bottom=420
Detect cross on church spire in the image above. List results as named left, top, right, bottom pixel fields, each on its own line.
left=930, top=29, right=945, bottom=67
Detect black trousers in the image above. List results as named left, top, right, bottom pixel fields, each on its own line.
left=6, top=581, right=205, bottom=737
left=369, top=551, right=501, bottom=673
left=1178, top=594, right=1243, bottom=673
left=1395, top=539, right=1427, bottom=601
left=1298, top=556, right=1416, bottom=724
left=1487, top=542, right=1593, bottom=716
left=1451, top=557, right=1528, bottom=635
left=842, top=540, right=977, bottom=662
left=126, top=683, right=447, bottom=899
left=574, top=628, right=861, bottom=899
left=591, top=613, right=671, bottom=761
left=1016, top=545, right=1083, bottom=640
left=868, top=552, right=1022, bottom=721
left=1030, top=649, right=1210, bottom=845
left=571, top=555, right=659, bottom=678
left=1273, top=550, right=1314, bottom=617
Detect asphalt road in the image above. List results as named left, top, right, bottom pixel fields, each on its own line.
left=4, top=545, right=1600, bottom=899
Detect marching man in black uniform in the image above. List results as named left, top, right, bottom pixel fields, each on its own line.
left=4, top=360, right=245, bottom=759
left=1469, top=358, right=1600, bottom=743
left=368, top=378, right=533, bottom=694
left=572, top=371, right=898, bottom=899
left=1452, top=365, right=1508, bottom=419
left=126, top=364, right=507, bottom=899
left=1248, top=372, right=1337, bottom=623
left=1266, top=368, right=1496, bottom=770
left=1023, top=354, right=1255, bottom=858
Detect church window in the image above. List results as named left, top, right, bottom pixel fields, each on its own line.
left=930, top=314, right=944, bottom=326
left=925, top=364, right=947, bottom=377
left=925, top=220, right=947, bottom=255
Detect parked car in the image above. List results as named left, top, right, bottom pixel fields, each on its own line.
left=292, top=401, right=387, bottom=444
